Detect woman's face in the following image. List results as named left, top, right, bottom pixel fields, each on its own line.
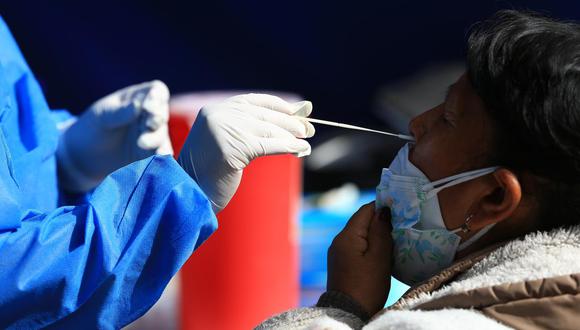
left=407, top=73, right=511, bottom=256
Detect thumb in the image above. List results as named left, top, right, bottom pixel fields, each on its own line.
left=343, top=202, right=375, bottom=236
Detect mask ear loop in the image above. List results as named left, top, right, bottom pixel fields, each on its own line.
left=422, top=167, right=500, bottom=200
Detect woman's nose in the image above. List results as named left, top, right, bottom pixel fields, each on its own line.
left=408, top=105, right=441, bottom=141
left=408, top=115, right=424, bottom=141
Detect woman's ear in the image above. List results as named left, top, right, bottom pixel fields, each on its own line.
left=472, top=168, right=522, bottom=229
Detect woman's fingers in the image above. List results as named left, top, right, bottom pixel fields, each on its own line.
left=343, top=202, right=376, bottom=239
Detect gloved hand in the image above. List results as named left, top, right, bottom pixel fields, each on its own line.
left=177, top=93, right=315, bottom=213
left=57, top=80, right=174, bottom=192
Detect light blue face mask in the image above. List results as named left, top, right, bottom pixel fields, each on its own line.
left=376, top=143, right=499, bottom=285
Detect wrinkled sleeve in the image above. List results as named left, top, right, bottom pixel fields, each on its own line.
left=0, top=155, right=217, bottom=329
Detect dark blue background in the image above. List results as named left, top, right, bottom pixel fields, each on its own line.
left=1, top=1, right=578, bottom=190
left=2, top=1, right=577, bottom=119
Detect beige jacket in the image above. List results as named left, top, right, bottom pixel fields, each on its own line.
left=257, top=225, right=580, bottom=329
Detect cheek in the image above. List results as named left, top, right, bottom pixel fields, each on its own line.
left=437, top=189, right=462, bottom=229
left=437, top=183, right=475, bottom=230
left=411, top=133, right=458, bottom=181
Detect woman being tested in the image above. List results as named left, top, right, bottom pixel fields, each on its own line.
left=259, top=10, right=580, bottom=329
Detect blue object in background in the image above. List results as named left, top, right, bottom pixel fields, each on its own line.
left=299, top=191, right=409, bottom=307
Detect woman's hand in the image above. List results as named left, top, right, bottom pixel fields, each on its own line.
left=327, top=202, right=393, bottom=316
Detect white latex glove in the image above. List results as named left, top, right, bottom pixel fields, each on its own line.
left=57, top=80, right=174, bottom=192
left=177, top=93, right=315, bottom=213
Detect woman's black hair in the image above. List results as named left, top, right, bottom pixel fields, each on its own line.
left=467, top=10, right=580, bottom=230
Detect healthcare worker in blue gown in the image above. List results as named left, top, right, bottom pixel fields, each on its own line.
left=0, top=17, right=315, bottom=329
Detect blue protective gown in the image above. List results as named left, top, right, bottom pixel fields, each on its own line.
left=0, top=17, right=217, bottom=329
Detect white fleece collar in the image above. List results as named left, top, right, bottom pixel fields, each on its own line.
left=399, top=225, right=580, bottom=310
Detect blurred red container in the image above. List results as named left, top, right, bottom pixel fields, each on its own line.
left=170, top=92, right=301, bottom=329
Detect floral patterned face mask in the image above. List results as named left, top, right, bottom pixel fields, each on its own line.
left=376, top=143, right=499, bottom=286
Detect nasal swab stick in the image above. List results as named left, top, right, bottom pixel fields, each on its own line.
left=304, top=117, right=415, bottom=141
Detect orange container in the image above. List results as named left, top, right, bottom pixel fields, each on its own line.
left=169, top=93, right=301, bottom=329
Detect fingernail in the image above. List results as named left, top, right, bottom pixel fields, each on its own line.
left=296, top=118, right=315, bottom=138
left=305, top=121, right=315, bottom=138
left=294, top=140, right=311, bottom=157
left=293, top=101, right=307, bottom=109
left=380, top=208, right=391, bottom=220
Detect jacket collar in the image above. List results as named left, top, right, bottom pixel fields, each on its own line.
left=391, top=225, right=580, bottom=310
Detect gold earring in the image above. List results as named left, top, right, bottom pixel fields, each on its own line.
left=458, top=214, right=475, bottom=233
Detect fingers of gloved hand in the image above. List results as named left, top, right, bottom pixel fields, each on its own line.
left=291, top=100, right=313, bottom=117
left=137, top=125, right=170, bottom=150
left=123, top=80, right=168, bottom=102
left=142, top=112, right=166, bottom=131
left=241, top=117, right=300, bottom=141
left=97, top=80, right=169, bottom=130
left=227, top=93, right=292, bottom=113
left=252, top=137, right=311, bottom=158
left=233, top=104, right=315, bottom=138
left=248, top=120, right=313, bottom=157
left=297, top=117, right=316, bottom=138
left=228, top=93, right=313, bottom=117
left=92, top=97, right=140, bottom=130
left=141, top=80, right=170, bottom=129
left=139, top=103, right=169, bottom=133
left=143, top=80, right=170, bottom=104
left=157, top=136, right=174, bottom=156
